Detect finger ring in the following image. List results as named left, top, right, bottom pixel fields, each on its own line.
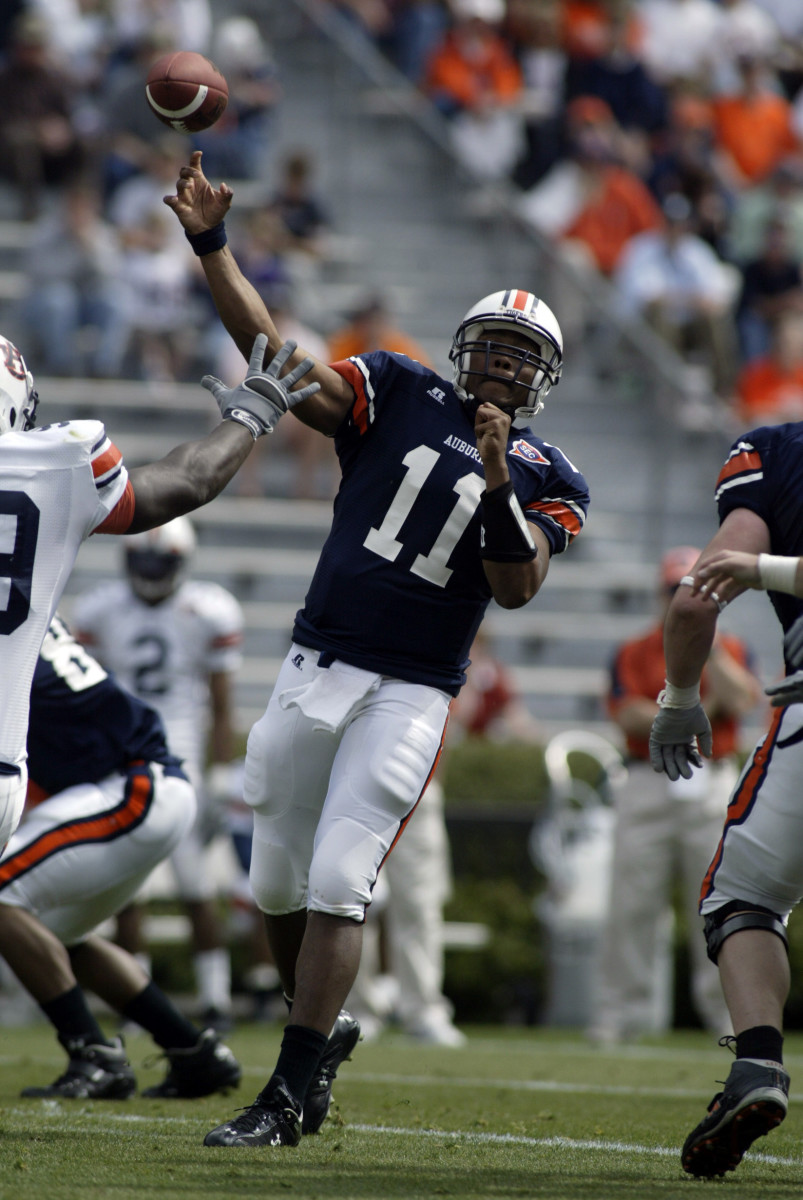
left=711, top=591, right=727, bottom=613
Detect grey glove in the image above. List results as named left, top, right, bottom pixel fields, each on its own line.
left=202, top=333, right=320, bottom=438
left=783, top=613, right=803, bottom=669
left=766, top=668, right=803, bottom=707
left=649, top=702, right=713, bottom=782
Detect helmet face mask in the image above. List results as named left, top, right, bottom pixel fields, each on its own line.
left=124, top=516, right=196, bottom=604
left=449, top=290, right=563, bottom=426
left=0, top=336, right=38, bottom=435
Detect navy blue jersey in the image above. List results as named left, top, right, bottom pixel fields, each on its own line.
left=27, top=616, right=185, bottom=798
left=293, top=352, right=589, bottom=693
left=716, top=422, right=803, bottom=649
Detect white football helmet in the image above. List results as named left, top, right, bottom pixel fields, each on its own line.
left=449, top=290, right=563, bottom=425
left=0, top=335, right=38, bottom=435
left=124, top=515, right=197, bottom=603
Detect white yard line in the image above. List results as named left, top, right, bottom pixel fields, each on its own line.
left=5, top=1107, right=802, bottom=1168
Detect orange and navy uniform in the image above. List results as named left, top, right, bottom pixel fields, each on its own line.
left=715, top=423, right=803, bottom=643
left=0, top=617, right=186, bottom=891
left=608, top=624, right=753, bottom=762
left=291, top=349, right=589, bottom=695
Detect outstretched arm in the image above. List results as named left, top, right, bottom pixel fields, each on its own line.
left=649, top=507, right=770, bottom=779
left=125, top=335, right=318, bottom=532
left=164, top=151, right=353, bottom=435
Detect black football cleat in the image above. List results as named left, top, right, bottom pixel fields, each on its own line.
left=682, top=1058, right=789, bottom=1178
left=203, top=1076, right=302, bottom=1147
left=302, top=1009, right=361, bottom=1135
left=141, top=1028, right=242, bottom=1098
left=21, top=1037, right=136, bottom=1100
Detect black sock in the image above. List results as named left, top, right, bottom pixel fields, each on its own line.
left=122, top=982, right=199, bottom=1050
left=41, top=985, right=111, bottom=1048
left=268, top=1024, right=329, bottom=1104
left=735, top=1025, right=784, bottom=1065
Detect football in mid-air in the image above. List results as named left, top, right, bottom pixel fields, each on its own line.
left=145, top=51, right=228, bottom=133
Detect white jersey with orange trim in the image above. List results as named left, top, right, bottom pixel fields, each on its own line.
left=0, top=420, right=130, bottom=769
left=71, top=578, right=243, bottom=778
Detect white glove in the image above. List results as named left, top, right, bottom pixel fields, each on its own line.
left=202, top=334, right=320, bottom=438
left=766, top=668, right=803, bottom=707
left=649, top=702, right=713, bottom=782
left=783, top=613, right=803, bottom=669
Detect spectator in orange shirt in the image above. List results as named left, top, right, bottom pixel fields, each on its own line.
left=735, top=310, right=803, bottom=424
left=519, top=95, right=664, bottom=275
left=713, top=54, right=801, bottom=187
left=328, top=293, right=433, bottom=365
left=423, top=0, right=525, bottom=182
left=517, top=94, right=664, bottom=340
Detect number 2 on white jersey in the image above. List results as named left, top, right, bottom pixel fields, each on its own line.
left=363, top=445, right=484, bottom=587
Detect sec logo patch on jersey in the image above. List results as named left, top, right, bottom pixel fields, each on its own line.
left=510, top=439, right=549, bottom=465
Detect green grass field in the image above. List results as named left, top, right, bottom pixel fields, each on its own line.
left=1, top=1021, right=801, bottom=1200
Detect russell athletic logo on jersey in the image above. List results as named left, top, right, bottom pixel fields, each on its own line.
left=510, top=439, right=549, bottom=466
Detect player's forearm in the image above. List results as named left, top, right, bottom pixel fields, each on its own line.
left=127, top=422, right=253, bottom=532
left=201, top=245, right=282, bottom=361
left=663, top=594, right=718, bottom=690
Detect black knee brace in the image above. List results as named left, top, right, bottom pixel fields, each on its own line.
left=704, top=899, right=789, bottom=964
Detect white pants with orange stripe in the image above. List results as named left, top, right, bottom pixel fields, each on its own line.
left=0, top=762, right=196, bottom=946
left=701, top=704, right=803, bottom=921
left=246, top=644, right=451, bottom=922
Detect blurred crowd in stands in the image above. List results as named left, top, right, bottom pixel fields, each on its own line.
left=1, top=0, right=803, bottom=428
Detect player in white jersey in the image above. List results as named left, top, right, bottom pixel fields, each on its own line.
left=0, top=330, right=321, bottom=853
left=72, top=518, right=244, bottom=1026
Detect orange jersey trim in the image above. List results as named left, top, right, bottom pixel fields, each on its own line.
left=0, top=762, right=153, bottom=888
left=91, top=442, right=123, bottom=481
left=93, top=478, right=136, bottom=534
left=331, top=359, right=371, bottom=435
left=525, top=498, right=583, bottom=540
left=716, top=449, right=762, bottom=489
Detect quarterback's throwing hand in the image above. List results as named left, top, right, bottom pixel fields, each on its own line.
left=649, top=702, right=713, bottom=781
left=203, top=334, right=321, bottom=438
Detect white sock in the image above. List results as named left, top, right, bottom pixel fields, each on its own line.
left=194, top=948, right=231, bottom=1011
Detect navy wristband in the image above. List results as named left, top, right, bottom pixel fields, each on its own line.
left=480, top=480, right=538, bottom=563
left=185, top=221, right=227, bottom=256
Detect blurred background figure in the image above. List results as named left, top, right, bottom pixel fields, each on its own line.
left=588, top=547, right=763, bottom=1045
left=613, top=191, right=741, bottom=404
left=95, top=25, right=178, bottom=203
left=518, top=94, right=664, bottom=343
left=268, top=149, right=333, bottom=263
left=735, top=215, right=803, bottom=363
left=423, top=0, right=525, bottom=191
left=105, top=135, right=199, bottom=380
left=347, top=627, right=540, bottom=1044
left=19, top=177, right=128, bottom=378
left=191, top=15, right=282, bottom=182
left=71, top=517, right=243, bottom=1031
left=328, top=291, right=434, bottom=363
left=0, top=11, right=89, bottom=219
left=733, top=309, right=803, bottom=424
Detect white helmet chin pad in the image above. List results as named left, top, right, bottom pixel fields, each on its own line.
left=0, top=335, right=38, bottom=435
left=449, top=290, right=563, bottom=421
